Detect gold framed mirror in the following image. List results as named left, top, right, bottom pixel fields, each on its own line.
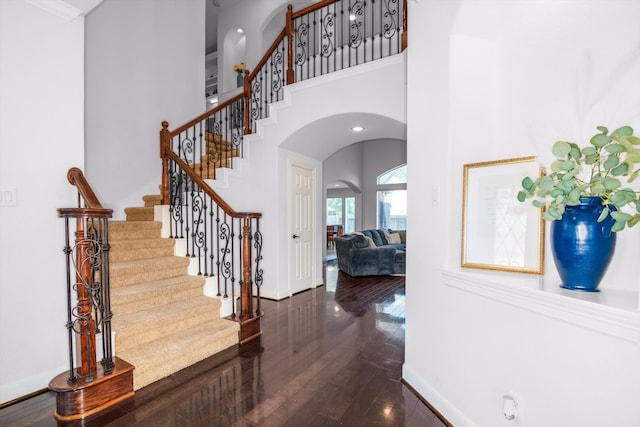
left=461, top=156, right=545, bottom=274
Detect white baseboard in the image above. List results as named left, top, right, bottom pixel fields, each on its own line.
left=402, top=364, right=476, bottom=427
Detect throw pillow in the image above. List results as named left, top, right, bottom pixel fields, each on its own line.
left=364, top=236, right=376, bottom=247
left=352, top=235, right=369, bottom=248
left=378, top=228, right=392, bottom=244
left=388, top=233, right=401, bottom=244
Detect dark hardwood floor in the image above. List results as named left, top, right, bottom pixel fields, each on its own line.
left=0, top=261, right=448, bottom=427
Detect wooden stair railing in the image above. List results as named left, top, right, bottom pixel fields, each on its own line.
left=49, top=167, right=134, bottom=422
left=161, top=123, right=264, bottom=344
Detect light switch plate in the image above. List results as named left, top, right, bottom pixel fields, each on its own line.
left=0, top=187, right=17, bottom=207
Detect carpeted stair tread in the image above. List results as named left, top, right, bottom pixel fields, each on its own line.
left=111, top=275, right=205, bottom=315
left=110, top=238, right=175, bottom=262
left=143, top=194, right=162, bottom=207
left=124, top=206, right=154, bottom=221
left=118, top=318, right=239, bottom=390
left=109, top=221, right=162, bottom=240
left=114, top=296, right=221, bottom=349
left=110, top=256, right=190, bottom=287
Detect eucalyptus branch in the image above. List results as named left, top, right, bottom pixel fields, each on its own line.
left=518, top=125, right=640, bottom=232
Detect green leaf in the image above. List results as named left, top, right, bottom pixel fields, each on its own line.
left=582, top=146, right=597, bottom=156
left=612, top=220, right=626, bottom=232
left=596, top=126, right=609, bottom=134
left=538, top=177, right=555, bottom=191
left=610, top=188, right=636, bottom=205
left=560, top=160, right=576, bottom=171
left=567, top=188, right=582, bottom=204
left=532, top=199, right=546, bottom=208
left=569, top=145, right=581, bottom=160
left=550, top=160, right=564, bottom=173
left=611, top=162, right=630, bottom=176
left=631, top=172, right=640, bottom=184
left=613, top=125, right=633, bottom=137
left=603, top=178, right=621, bottom=191
left=552, top=141, right=572, bottom=157
left=597, top=206, right=610, bottom=222
left=605, top=144, right=626, bottom=154
left=517, top=191, right=526, bottom=202
left=629, top=214, right=640, bottom=227
left=603, top=155, right=620, bottom=170
left=590, top=181, right=606, bottom=195
left=521, top=176, right=534, bottom=192
left=611, top=211, right=632, bottom=221
left=627, top=136, right=640, bottom=145
left=625, top=150, right=640, bottom=163
left=591, top=133, right=610, bottom=148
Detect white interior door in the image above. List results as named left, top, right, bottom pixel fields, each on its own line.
left=289, top=164, right=314, bottom=295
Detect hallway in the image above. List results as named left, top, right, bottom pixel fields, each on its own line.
left=0, top=262, right=446, bottom=426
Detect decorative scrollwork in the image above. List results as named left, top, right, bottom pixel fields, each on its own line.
left=178, top=136, right=195, bottom=165
left=219, top=221, right=232, bottom=280
left=320, top=12, right=335, bottom=58
left=349, top=1, right=365, bottom=49
left=295, top=21, right=309, bottom=65
left=253, top=227, right=263, bottom=289
left=382, top=0, right=399, bottom=39
left=250, top=78, right=262, bottom=122
left=271, top=48, right=284, bottom=94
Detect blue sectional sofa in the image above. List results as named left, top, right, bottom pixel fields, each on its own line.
left=334, top=229, right=406, bottom=276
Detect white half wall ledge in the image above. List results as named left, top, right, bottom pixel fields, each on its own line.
left=23, top=0, right=103, bottom=20
left=402, top=364, right=476, bottom=427
left=441, top=267, right=640, bottom=343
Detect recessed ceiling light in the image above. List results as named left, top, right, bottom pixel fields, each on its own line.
left=349, top=14, right=356, bottom=21
left=237, top=27, right=244, bottom=33
left=351, top=126, right=364, bottom=132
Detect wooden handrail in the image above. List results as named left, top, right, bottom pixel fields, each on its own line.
left=67, top=167, right=106, bottom=210
left=166, top=150, right=262, bottom=219
left=247, top=29, right=286, bottom=83
left=167, top=94, right=244, bottom=137
left=291, top=0, right=338, bottom=19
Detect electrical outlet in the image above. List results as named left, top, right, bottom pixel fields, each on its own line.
left=503, top=392, right=524, bottom=425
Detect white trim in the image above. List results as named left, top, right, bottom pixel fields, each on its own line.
left=402, top=364, right=476, bottom=427
left=442, top=268, right=640, bottom=343
left=23, top=0, right=82, bottom=20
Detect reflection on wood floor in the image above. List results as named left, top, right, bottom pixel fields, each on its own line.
left=0, top=261, right=448, bottom=427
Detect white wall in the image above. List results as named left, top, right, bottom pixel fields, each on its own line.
left=404, top=1, right=640, bottom=426
left=0, top=0, right=85, bottom=403
left=85, top=0, right=205, bottom=219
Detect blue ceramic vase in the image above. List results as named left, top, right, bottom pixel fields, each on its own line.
left=550, top=197, right=616, bottom=292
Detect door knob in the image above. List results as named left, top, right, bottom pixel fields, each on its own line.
left=292, top=234, right=300, bottom=239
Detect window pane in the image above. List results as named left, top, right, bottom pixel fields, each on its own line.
left=378, top=190, right=406, bottom=230
left=326, top=198, right=343, bottom=226
left=345, top=197, right=355, bottom=233
left=377, top=164, right=407, bottom=185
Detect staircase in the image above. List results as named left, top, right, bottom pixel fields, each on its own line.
left=109, top=194, right=239, bottom=390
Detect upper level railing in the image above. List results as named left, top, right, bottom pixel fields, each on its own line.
left=246, top=0, right=407, bottom=133
left=58, top=167, right=114, bottom=383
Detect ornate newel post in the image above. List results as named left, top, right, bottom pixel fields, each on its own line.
left=160, top=121, right=171, bottom=205
left=238, top=215, right=262, bottom=343
left=286, top=4, right=295, bottom=85
left=74, top=217, right=97, bottom=380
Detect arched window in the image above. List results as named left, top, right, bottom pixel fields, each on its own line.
left=377, top=164, right=407, bottom=230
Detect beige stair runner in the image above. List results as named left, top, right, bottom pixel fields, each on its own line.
left=109, top=195, right=239, bottom=390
